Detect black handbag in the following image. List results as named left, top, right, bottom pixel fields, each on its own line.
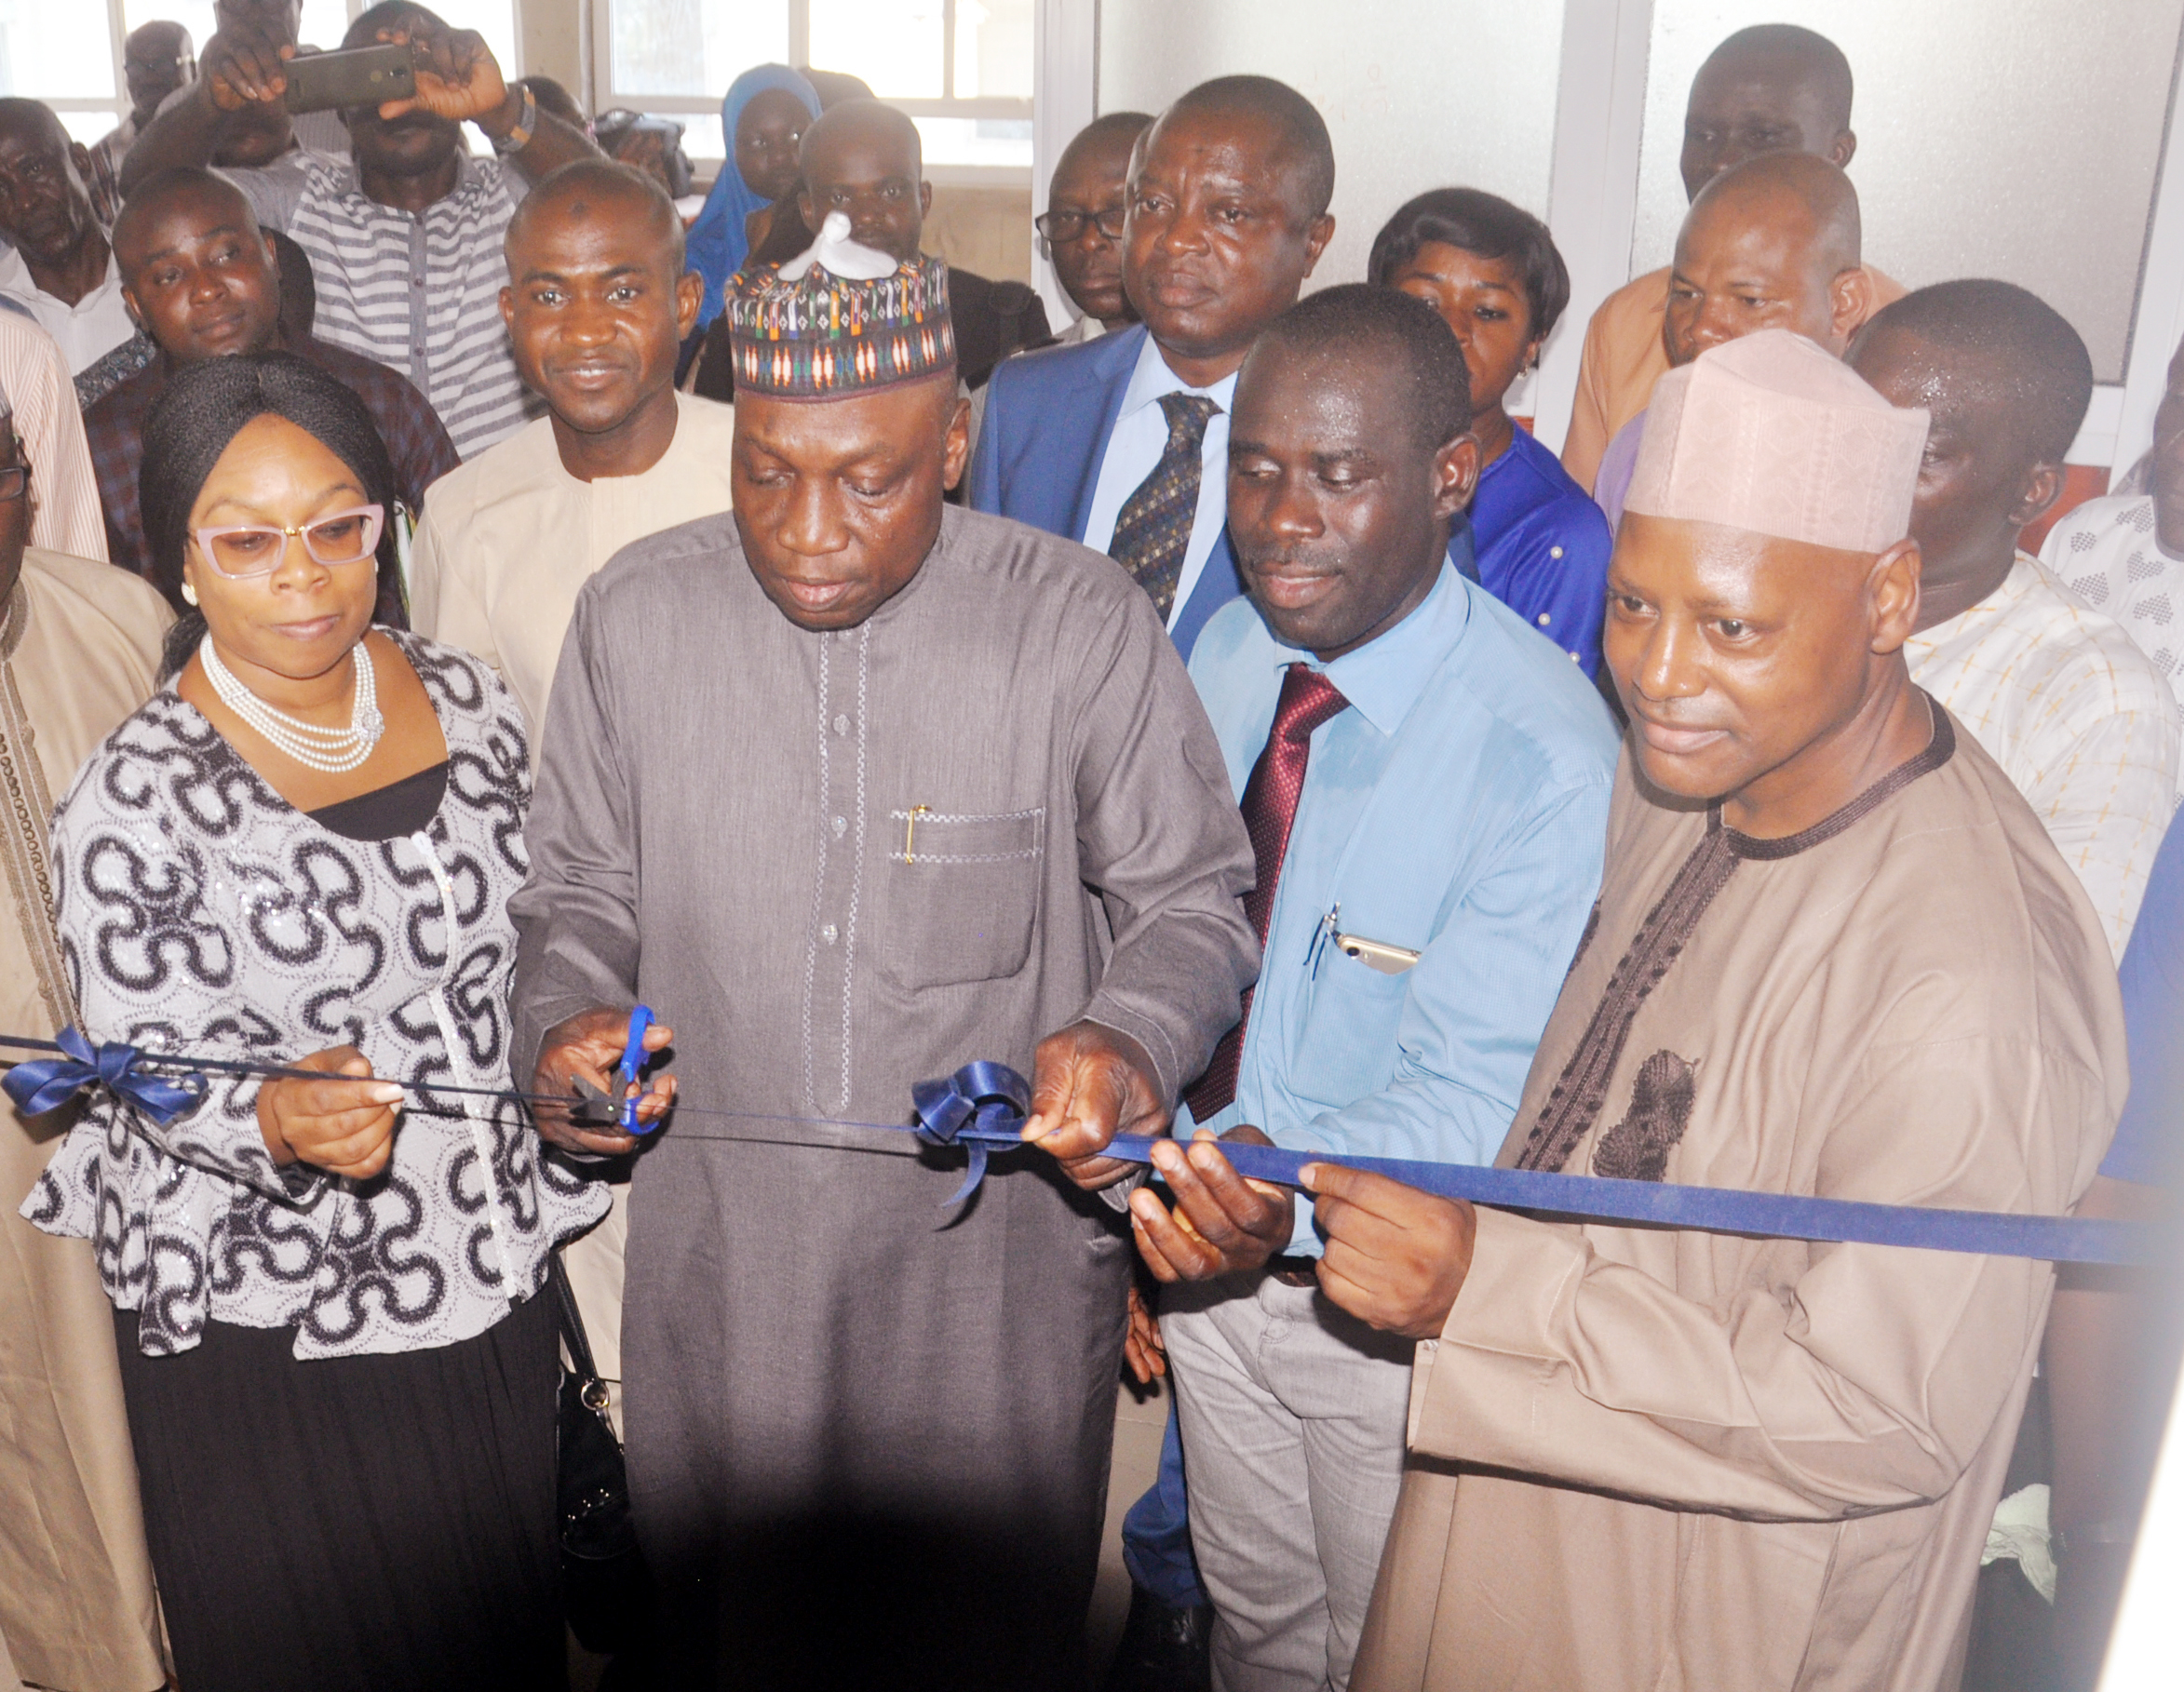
left=548, top=1253, right=654, bottom=1655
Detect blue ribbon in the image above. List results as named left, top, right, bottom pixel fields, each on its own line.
left=911, top=1060, right=1034, bottom=1206
left=2, top=1035, right=2145, bottom=1265
left=2, top=1028, right=203, bottom=1124
left=901, top=1063, right=2148, bottom=1265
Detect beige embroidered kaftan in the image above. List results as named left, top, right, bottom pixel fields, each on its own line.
left=1353, top=707, right=2124, bottom=1692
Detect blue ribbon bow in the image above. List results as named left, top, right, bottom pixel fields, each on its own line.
left=3, top=1028, right=203, bottom=1124
left=911, top=1060, right=1034, bottom=1206
left=902, top=1061, right=2141, bottom=1262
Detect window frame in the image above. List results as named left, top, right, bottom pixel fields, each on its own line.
left=48, top=0, right=527, bottom=143
left=586, top=0, right=1033, bottom=184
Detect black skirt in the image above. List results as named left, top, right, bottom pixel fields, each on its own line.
left=113, top=1291, right=564, bottom=1692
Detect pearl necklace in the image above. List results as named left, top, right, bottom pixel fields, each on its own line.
left=199, top=634, right=385, bottom=773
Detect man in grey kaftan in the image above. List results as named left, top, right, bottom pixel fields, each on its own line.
left=511, top=493, right=1255, bottom=1683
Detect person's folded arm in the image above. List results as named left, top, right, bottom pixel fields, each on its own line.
left=1412, top=1033, right=2110, bottom=1522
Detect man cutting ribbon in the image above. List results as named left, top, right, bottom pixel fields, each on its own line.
left=508, top=220, right=1256, bottom=1687
left=1326, top=329, right=2128, bottom=1692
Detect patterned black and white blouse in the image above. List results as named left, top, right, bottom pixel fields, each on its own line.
left=24, top=633, right=606, bottom=1358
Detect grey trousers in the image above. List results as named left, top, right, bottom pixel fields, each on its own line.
left=1162, top=1270, right=1418, bottom=1692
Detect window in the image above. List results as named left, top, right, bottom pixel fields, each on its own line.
left=3, top=0, right=519, bottom=149
left=596, top=0, right=1033, bottom=173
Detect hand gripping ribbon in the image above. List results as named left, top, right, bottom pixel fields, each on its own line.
left=0, top=1033, right=2150, bottom=1264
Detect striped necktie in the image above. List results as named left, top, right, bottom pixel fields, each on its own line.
left=1110, top=392, right=1221, bottom=620
left=1185, top=663, right=1352, bottom=1120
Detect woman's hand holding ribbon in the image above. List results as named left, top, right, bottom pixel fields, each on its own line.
left=1129, top=1125, right=1295, bottom=1280
left=1019, top=1019, right=1166, bottom=1190
left=257, top=1045, right=408, bottom=1181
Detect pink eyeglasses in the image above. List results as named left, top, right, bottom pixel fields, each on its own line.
left=189, top=504, right=385, bottom=579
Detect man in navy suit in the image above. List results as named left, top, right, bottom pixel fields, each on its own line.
left=973, top=76, right=1335, bottom=663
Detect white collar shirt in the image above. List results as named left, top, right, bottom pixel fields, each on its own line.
left=1081, top=330, right=1235, bottom=635
left=0, top=248, right=135, bottom=375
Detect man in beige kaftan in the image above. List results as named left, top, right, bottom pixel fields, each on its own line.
left=1309, top=330, right=2126, bottom=1692
left=0, top=408, right=172, bottom=1688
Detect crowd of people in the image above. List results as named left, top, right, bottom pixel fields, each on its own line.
left=0, top=7, right=2180, bottom=1692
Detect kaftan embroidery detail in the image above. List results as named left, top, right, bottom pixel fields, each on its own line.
left=1591, top=1050, right=1697, bottom=1183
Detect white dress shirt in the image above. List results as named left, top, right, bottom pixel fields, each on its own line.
left=0, top=248, right=136, bottom=376
left=1081, top=331, right=1235, bottom=634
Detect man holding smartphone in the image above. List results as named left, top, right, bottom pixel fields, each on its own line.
left=121, top=2, right=595, bottom=459
left=1072, top=286, right=1617, bottom=1692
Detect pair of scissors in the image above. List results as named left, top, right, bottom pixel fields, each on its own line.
left=569, top=1004, right=659, bottom=1135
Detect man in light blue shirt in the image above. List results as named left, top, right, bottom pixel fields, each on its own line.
left=1120, top=287, right=1617, bottom=1690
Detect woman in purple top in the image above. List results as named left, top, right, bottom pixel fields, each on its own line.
left=1371, top=189, right=1611, bottom=676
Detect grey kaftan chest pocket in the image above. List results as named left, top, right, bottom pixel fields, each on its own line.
left=883, top=806, right=1045, bottom=987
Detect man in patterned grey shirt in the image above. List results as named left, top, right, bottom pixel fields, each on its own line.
left=120, top=2, right=595, bottom=458
left=2043, top=330, right=2184, bottom=708
left=511, top=237, right=1256, bottom=1687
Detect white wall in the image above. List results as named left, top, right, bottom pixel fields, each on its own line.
left=1630, top=0, right=2184, bottom=383
left=1096, top=0, right=1567, bottom=300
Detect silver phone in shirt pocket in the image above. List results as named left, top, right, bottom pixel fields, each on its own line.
left=1335, top=933, right=1420, bottom=974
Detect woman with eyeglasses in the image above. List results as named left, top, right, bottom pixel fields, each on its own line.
left=23, top=352, right=606, bottom=1692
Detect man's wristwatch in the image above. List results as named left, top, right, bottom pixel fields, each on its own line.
left=491, top=82, right=535, bottom=155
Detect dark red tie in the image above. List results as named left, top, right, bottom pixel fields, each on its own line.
left=1186, top=664, right=1351, bottom=1119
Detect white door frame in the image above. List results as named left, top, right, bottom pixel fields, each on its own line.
left=1031, top=0, right=1099, bottom=328
left=1532, top=0, right=1657, bottom=453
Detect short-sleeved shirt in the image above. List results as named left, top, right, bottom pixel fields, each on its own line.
left=219, top=151, right=540, bottom=458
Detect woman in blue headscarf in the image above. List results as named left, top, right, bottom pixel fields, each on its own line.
left=685, top=64, right=823, bottom=329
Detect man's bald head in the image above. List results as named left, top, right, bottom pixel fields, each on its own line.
left=0, top=100, right=70, bottom=157
left=802, top=99, right=922, bottom=181
left=1056, top=110, right=1152, bottom=186
left=1681, top=24, right=1856, bottom=201
left=507, top=156, right=686, bottom=276
left=0, top=101, right=98, bottom=275
left=798, top=100, right=929, bottom=264
left=501, top=158, right=704, bottom=457
left=1686, top=152, right=1861, bottom=278
left=114, top=166, right=263, bottom=276
left=1665, top=152, right=1869, bottom=368
left=1158, top=74, right=1336, bottom=225
left=113, top=168, right=285, bottom=364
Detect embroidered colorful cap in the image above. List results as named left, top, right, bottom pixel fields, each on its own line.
left=1625, top=329, right=1930, bottom=554
left=726, top=211, right=956, bottom=400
